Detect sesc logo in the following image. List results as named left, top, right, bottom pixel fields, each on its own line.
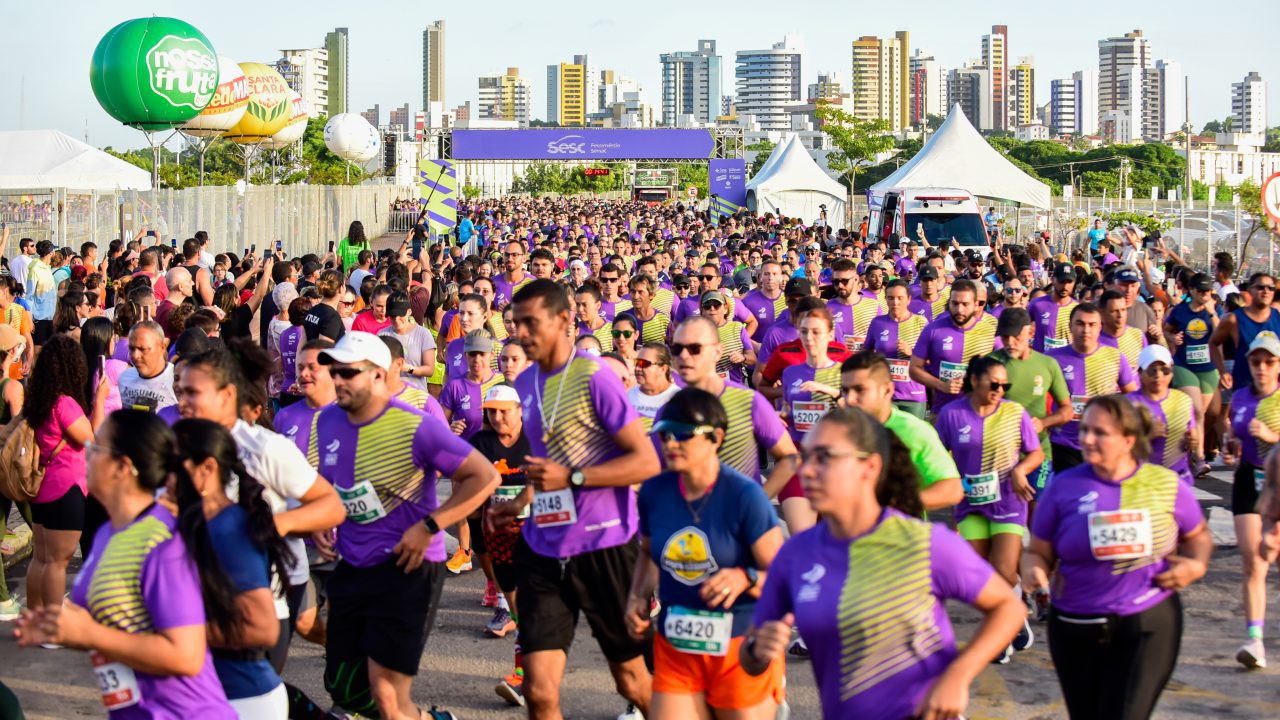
left=145, top=35, right=218, bottom=110
left=546, top=135, right=587, bottom=155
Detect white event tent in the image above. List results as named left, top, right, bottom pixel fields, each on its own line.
left=746, top=134, right=847, bottom=228
left=0, top=129, right=152, bottom=191
left=871, top=105, right=1050, bottom=209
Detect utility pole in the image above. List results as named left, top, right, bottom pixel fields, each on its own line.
left=1184, top=76, right=1193, bottom=209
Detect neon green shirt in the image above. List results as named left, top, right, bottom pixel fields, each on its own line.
left=884, top=407, right=959, bottom=489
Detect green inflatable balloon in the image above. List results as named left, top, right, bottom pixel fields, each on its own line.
left=90, top=17, right=219, bottom=131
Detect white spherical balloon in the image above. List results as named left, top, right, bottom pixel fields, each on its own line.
left=324, top=113, right=381, bottom=163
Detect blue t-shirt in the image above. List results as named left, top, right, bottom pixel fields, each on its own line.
left=1088, top=227, right=1107, bottom=253
left=1165, top=302, right=1220, bottom=371
left=207, top=505, right=281, bottom=700
left=638, top=464, right=778, bottom=637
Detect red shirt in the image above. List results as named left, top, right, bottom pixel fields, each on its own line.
left=761, top=340, right=851, bottom=384
left=351, top=310, right=392, bottom=334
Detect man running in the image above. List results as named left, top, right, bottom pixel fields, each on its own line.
left=1099, top=289, right=1148, bottom=371
left=1212, top=272, right=1280, bottom=394
left=1028, top=263, right=1078, bottom=352
left=741, top=260, right=787, bottom=343
left=909, top=279, right=999, bottom=413
left=494, top=241, right=534, bottom=309
left=827, top=259, right=884, bottom=352
left=493, top=280, right=662, bottom=720
left=863, top=279, right=930, bottom=419
left=311, top=332, right=499, bottom=719
left=596, top=263, right=633, bottom=322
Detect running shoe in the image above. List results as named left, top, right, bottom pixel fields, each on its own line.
left=993, top=644, right=1013, bottom=665
left=0, top=597, right=21, bottom=622
left=1012, top=617, right=1035, bottom=652
left=482, top=580, right=499, bottom=608
left=424, top=707, right=459, bottom=720
left=786, top=637, right=809, bottom=659
left=486, top=608, right=516, bottom=638
left=616, top=704, right=644, bottom=720
left=495, top=672, right=525, bottom=707
left=445, top=547, right=473, bottom=574
left=1237, top=638, right=1267, bottom=669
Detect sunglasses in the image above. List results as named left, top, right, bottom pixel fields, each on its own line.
left=1255, top=285, right=1276, bottom=292
left=600, top=277, right=619, bottom=283
left=670, top=342, right=704, bottom=357
left=1142, top=365, right=1173, bottom=376
left=699, top=275, right=718, bottom=282
left=701, top=301, right=724, bottom=310
left=1006, top=287, right=1026, bottom=294
left=330, top=366, right=374, bottom=380
left=611, top=329, right=635, bottom=339
left=831, top=277, right=854, bottom=286
left=656, top=425, right=716, bottom=443
left=634, top=358, right=663, bottom=369
left=986, top=381, right=1012, bottom=392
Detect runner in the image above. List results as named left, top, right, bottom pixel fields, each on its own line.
left=376, top=292, right=438, bottom=391
left=1028, top=263, right=1078, bottom=352
left=597, top=264, right=633, bottom=322
left=1099, top=289, right=1147, bottom=371
left=310, top=332, right=499, bottom=719
left=625, top=388, right=785, bottom=720
left=839, top=351, right=964, bottom=511
left=443, top=294, right=502, bottom=383
left=909, top=279, right=999, bottom=413
left=934, top=356, right=1043, bottom=663
left=575, top=282, right=614, bottom=352
left=826, top=259, right=884, bottom=352
left=494, top=241, right=533, bottom=309
left=742, top=406, right=1024, bottom=719
left=699, top=291, right=754, bottom=385
left=441, top=330, right=505, bottom=440
left=741, top=260, right=787, bottom=343
left=379, top=336, right=447, bottom=419
left=779, top=308, right=842, bottom=534
left=1025, top=395, right=1211, bottom=719
left=1226, top=333, right=1280, bottom=669
left=628, top=342, right=679, bottom=432
left=1046, top=303, right=1139, bottom=472
left=627, top=275, right=672, bottom=344
left=863, top=279, right=930, bottom=419
left=1126, top=345, right=1199, bottom=486
left=1165, top=272, right=1222, bottom=473
left=492, top=279, right=661, bottom=720
left=672, top=263, right=758, bottom=339
left=908, top=265, right=945, bottom=321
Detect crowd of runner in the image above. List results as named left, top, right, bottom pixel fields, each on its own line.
left=0, top=196, right=1276, bottom=720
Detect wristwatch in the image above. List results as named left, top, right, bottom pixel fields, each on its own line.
left=570, top=467, right=586, bottom=487
left=422, top=515, right=441, bottom=534
left=743, top=567, right=759, bottom=589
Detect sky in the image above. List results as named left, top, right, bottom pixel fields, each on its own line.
left=2, top=0, right=1276, bottom=151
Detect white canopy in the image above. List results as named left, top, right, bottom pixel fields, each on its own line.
left=746, top=134, right=847, bottom=228
left=871, top=105, right=1049, bottom=209
left=0, top=129, right=152, bottom=191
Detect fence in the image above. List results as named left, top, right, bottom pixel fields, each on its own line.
left=0, top=184, right=415, bottom=259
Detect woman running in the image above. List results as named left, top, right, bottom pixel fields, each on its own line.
left=779, top=307, right=842, bottom=534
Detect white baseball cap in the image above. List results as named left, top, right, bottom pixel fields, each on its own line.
left=1137, top=344, right=1173, bottom=371
left=482, top=384, right=521, bottom=410
left=318, top=331, right=392, bottom=371
left=1249, top=332, right=1280, bottom=358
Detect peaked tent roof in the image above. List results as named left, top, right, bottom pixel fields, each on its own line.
left=746, top=133, right=846, bottom=197
left=871, top=105, right=1050, bottom=208
left=0, top=129, right=152, bottom=191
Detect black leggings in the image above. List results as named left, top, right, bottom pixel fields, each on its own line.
left=1048, top=593, right=1182, bottom=720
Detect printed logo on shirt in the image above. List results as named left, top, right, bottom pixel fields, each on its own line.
left=660, top=526, right=719, bottom=586
left=798, top=563, right=826, bottom=603
left=460, top=395, right=472, bottom=410
left=284, top=424, right=299, bottom=439
left=1077, top=490, right=1099, bottom=515
left=942, top=336, right=953, bottom=351
left=324, top=439, right=340, bottom=467
left=1187, top=318, right=1209, bottom=340
left=880, top=328, right=890, bottom=342
left=958, top=424, right=972, bottom=443
left=1063, top=364, right=1075, bottom=380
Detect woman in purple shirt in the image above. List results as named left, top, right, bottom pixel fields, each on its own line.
left=741, top=407, right=1024, bottom=720
left=14, top=410, right=236, bottom=718
left=1025, top=395, right=1211, bottom=719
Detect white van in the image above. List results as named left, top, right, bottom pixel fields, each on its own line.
left=869, top=187, right=990, bottom=256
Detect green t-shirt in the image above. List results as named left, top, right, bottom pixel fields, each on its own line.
left=988, top=348, right=1068, bottom=455
left=884, top=408, right=958, bottom=489
left=336, top=236, right=369, bottom=271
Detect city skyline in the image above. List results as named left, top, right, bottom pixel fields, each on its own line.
left=3, top=0, right=1276, bottom=149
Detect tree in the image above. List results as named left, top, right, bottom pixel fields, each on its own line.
left=926, top=114, right=945, bottom=131
left=1237, top=179, right=1270, bottom=262
left=1201, top=119, right=1224, bottom=134
left=746, top=139, right=775, bottom=176
left=814, top=100, right=895, bottom=194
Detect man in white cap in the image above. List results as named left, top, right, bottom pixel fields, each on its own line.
left=1126, top=344, right=1199, bottom=485
left=310, top=331, right=500, bottom=719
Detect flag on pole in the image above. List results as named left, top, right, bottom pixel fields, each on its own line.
left=418, top=158, right=457, bottom=237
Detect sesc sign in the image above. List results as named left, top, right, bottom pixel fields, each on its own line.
left=453, top=129, right=715, bottom=161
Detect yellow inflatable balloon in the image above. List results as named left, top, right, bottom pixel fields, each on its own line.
left=224, top=62, right=291, bottom=144
left=263, top=90, right=308, bottom=149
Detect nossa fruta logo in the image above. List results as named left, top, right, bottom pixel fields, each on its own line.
left=145, top=34, right=217, bottom=110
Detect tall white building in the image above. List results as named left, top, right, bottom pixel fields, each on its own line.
left=850, top=31, right=910, bottom=131
left=277, top=48, right=329, bottom=118
left=659, top=40, right=722, bottom=127
left=1098, top=29, right=1164, bottom=141
left=478, top=68, right=532, bottom=127
left=949, top=64, right=992, bottom=131
left=909, top=50, right=946, bottom=128
left=1154, top=59, right=1185, bottom=140
left=1233, top=72, right=1268, bottom=135
left=1050, top=70, right=1097, bottom=136
left=735, top=34, right=805, bottom=132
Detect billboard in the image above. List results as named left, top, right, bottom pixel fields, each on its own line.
left=709, top=159, right=747, bottom=223
left=452, top=128, right=715, bottom=160
left=635, top=168, right=678, bottom=188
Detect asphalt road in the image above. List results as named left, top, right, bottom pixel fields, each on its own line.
left=4, top=466, right=1280, bottom=719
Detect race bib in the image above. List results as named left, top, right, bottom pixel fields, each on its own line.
left=792, top=401, right=828, bottom=432
left=1071, top=394, right=1090, bottom=418
left=91, top=651, right=141, bottom=711
left=844, top=335, right=866, bottom=352
left=1255, top=468, right=1266, bottom=493
left=663, top=606, right=732, bottom=656
left=1186, top=344, right=1210, bottom=364
left=1044, top=337, right=1068, bottom=350
left=532, top=488, right=577, bottom=528
left=940, top=361, right=967, bottom=382
left=338, top=480, right=387, bottom=524
left=888, top=358, right=910, bottom=382
left=1087, top=509, right=1153, bottom=561
left=494, top=485, right=530, bottom=520
left=717, top=370, right=730, bottom=381
left=964, top=472, right=1001, bottom=506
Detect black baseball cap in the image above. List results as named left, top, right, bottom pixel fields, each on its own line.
left=995, top=308, right=1033, bottom=337
left=918, top=265, right=940, bottom=281
left=1189, top=273, right=1214, bottom=292
left=784, top=277, right=813, bottom=296
left=1053, top=263, right=1076, bottom=282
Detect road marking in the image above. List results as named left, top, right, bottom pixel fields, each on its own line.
left=1193, top=487, right=1222, bottom=502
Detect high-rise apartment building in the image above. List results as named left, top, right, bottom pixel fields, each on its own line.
left=808, top=72, right=845, bottom=101
left=389, top=103, right=410, bottom=134
left=1233, top=72, right=1268, bottom=135
left=547, top=59, right=588, bottom=126
left=324, top=28, right=347, bottom=116
left=479, top=68, right=532, bottom=126
left=422, top=21, right=445, bottom=124
left=1011, top=57, right=1035, bottom=128
left=660, top=40, right=723, bottom=126
left=1050, top=70, right=1097, bottom=136
left=361, top=104, right=379, bottom=128
left=735, top=35, right=805, bottom=132
left=909, top=50, right=946, bottom=128
left=850, top=31, right=910, bottom=131
left=981, top=26, right=1008, bottom=131
left=949, top=64, right=992, bottom=131
left=1098, top=29, right=1159, bottom=140
left=1154, top=59, right=1184, bottom=140
left=277, top=48, right=329, bottom=119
